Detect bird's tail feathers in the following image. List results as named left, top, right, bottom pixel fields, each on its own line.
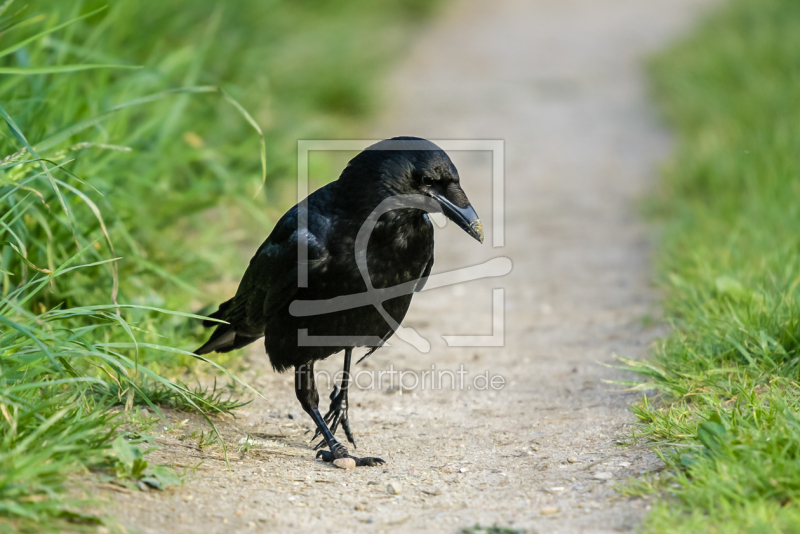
left=195, top=298, right=262, bottom=355
left=201, top=299, right=232, bottom=327
left=195, top=329, right=235, bottom=355
left=194, top=327, right=261, bottom=355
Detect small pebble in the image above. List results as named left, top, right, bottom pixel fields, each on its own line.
left=333, top=458, right=356, bottom=470
left=618, top=462, right=630, bottom=467
left=367, top=481, right=380, bottom=485
left=386, top=482, right=402, bottom=495
left=459, top=467, right=468, bottom=473
left=568, top=457, right=579, bottom=463
left=540, top=506, right=559, bottom=515
left=593, top=472, right=613, bottom=480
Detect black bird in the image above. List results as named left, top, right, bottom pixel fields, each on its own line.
left=195, top=137, right=483, bottom=466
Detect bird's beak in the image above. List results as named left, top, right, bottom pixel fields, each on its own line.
left=430, top=189, right=484, bottom=244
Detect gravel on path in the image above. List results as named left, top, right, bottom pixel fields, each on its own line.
left=100, top=1, right=714, bottom=532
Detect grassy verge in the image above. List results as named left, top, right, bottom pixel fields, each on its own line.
left=1, top=0, right=439, bottom=529
left=2, top=0, right=440, bottom=373
left=621, top=0, right=800, bottom=531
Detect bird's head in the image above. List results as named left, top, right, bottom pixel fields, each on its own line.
left=344, top=137, right=484, bottom=244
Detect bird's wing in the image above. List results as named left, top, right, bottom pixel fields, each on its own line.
left=413, top=214, right=434, bottom=293
left=222, top=211, right=331, bottom=337
left=414, top=254, right=434, bottom=293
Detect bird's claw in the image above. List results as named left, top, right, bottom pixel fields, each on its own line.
left=316, top=449, right=385, bottom=467
left=312, top=384, right=356, bottom=448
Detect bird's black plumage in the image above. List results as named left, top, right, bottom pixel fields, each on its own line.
left=195, top=137, right=483, bottom=466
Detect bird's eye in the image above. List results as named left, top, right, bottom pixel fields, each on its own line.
left=421, top=175, right=434, bottom=186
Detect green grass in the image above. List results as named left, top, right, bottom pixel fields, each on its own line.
left=621, top=0, right=800, bottom=531
left=0, top=0, right=440, bottom=529
left=1, top=0, right=440, bottom=374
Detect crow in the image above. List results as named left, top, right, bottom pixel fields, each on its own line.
left=195, top=137, right=483, bottom=466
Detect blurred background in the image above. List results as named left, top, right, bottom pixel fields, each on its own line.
left=3, top=0, right=800, bottom=531
left=0, top=0, right=444, bottom=371
left=0, top=1, right=446, bottom=526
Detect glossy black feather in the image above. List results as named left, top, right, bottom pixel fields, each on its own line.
left=195, top=137, right=462, bottom=372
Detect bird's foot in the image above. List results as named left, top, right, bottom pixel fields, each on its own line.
left=316, top=447, right=385, bottom=467
left=312, top=385, right=356, bottom=448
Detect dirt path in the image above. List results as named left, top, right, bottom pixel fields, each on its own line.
left=101, top=1, right=712, bottom=532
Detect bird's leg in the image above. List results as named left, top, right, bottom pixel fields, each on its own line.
left=295, top=362, right=384, bottom=467
left=313, top=348, right=356, bottom=448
